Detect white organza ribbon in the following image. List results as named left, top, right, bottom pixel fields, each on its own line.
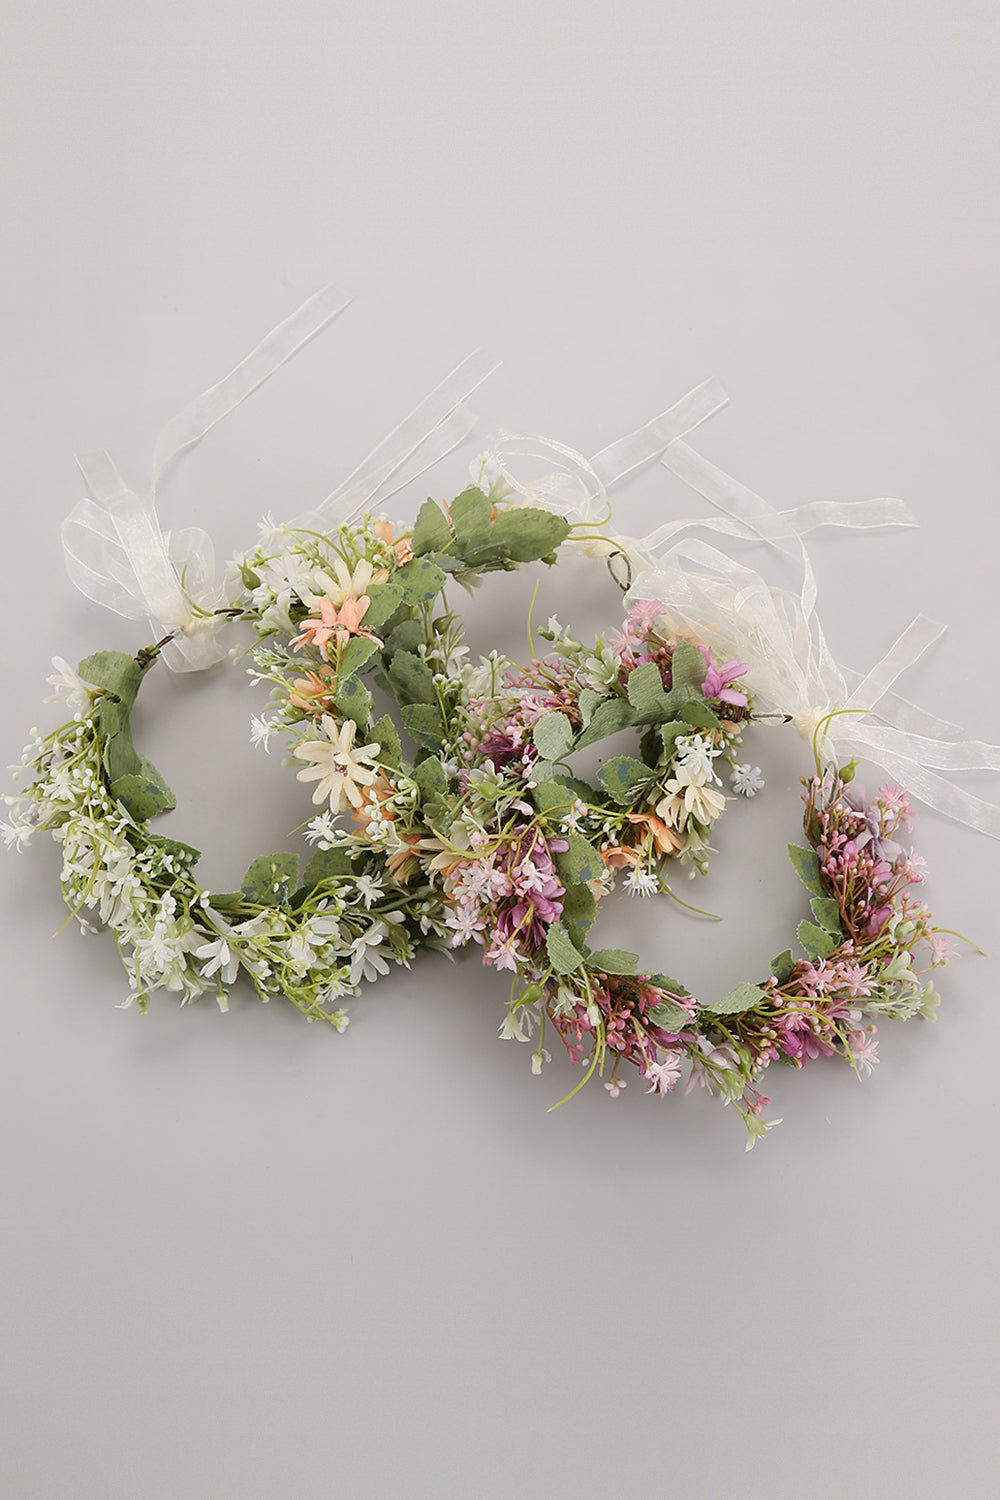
left=62, top=288, right=498, bottom=671
left=625, top=439, right=1000, bottom=838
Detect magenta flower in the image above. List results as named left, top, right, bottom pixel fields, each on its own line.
left=701, top=658, right=749, bottom=707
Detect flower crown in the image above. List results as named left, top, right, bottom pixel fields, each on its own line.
left=8, top=288, right=1000, bottom=1147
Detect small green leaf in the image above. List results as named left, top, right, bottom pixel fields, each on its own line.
left=597, top=755, right=650, bottom=806
left=488, top=507, right=570, bottom=562
left=769, top=948, right=796, bottom=984
left=787, top=844, right=825, bottom=897
left=679, top=700, right=721, bottom=731
left=555, top=834, right=605, bottom=885
left=402, top=702, right=445, bottom=750
left=413, top=756, right=449, bottom=808
left=110, top=773, right=175, bottom=823
left=626, top=661, right=668, bottom=718
left=561, top=882, right=598, bottom=946
left=648, top=996, right=692, bottom=1031
left=531, top=780, right=577, bottom=817
left=382, top=618, right=426, bottom=660
left=671, top=641, right=706, bottom=691
left=144, top=832, right=201, bottom=865
left=588, top=948, right=639, bottom=976
left=334, top=674, right=373, bottom=727
left=797, top=920, right=839, bottom=961
left=449, top=488, right=493, bottom=557
left=810, top=896, right=843, bottom=936
left=361, top=582, right=404, bottom=632
left=546, top=920, right=584, bottom=975
left=298, top=847, right=353, bottom=895
left=649, top=972, right=690, bottom=998
left=659, top=721, right=689, bottom=756
left=240, top=852, right=299, bottom=907
left=388, top=649, right=437, bottom=706
left=392, top=556, right=448, bottom=606
left=575, top=698, right=635, bottom=750
left=532, top=711, right=574, bottom=762
left=412, top=499, right=453, bottom=556
left=578, top=688, right=602, bottom=727
left=337, top=636, right=381, bottom=678
left=78, top=650, right=145, bottom=702
left=702, top=980, right=767, bottom=1016
left=369, top=714, right=401, bottom=768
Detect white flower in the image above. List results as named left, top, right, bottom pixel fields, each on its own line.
left=353, top=874, right=384, bottom=909
left=644, top=1053, right=683, bottom=1095
left=303, top=811, right=339, bottom=847
left=624, top=866, right=659, bottom=897
left=250, top=715, right=278, bottom=752
left=675, top=735, right=720, bottom=785
left=731, top=763, right=765, bottom=797
left=44, top=657, right=93, bottom=714
left=656, top=778, right=726, bottom=829
left=293, top=716, right=380, bottom=813
left=195, top=936, right=240, bottom=985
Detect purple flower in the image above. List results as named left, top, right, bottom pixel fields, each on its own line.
left=701, top=658, right=749, bottom=707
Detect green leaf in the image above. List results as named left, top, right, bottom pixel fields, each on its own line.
left=337, top=636, right=381, bottom=678
left=298, top=846, right=353, bottom=896
left=532, top=711, right=574, bottom=762
left=383, top=618, right=425, bottom=660
left=361, top=582, right=404, bottom=632
left=488, top=507, right=570, bottom=562
left=702, top=980, right=767, bottom=1016
left=649, top=972, right=690, bottom=998
left=561, top=882, right=598, bottom=946
left=810, top=896, right=843, bottom=936
left=597, top=755, right=650, bottom=806
left=787, top=843, right=825, bottom=897
left=545, top=920, right=584, bottom=975
left=648, top=996, right=693, bottom=1031
left=413, top=755, right=448, bottom=808
left=412, top=499, right=453, bottom=556
left=369, top=714, right=401, bottom=769
left=797, top=920, right=839, bottom=962
left=392, top=556, right=448, bottom=607
left=671, top=640, right=706, bottom=691
left=388, top=649, right=437, bottom=706
left=449, top=488, right=493, bottom=558
left=144, top=832, right=201, bottom=865
left=659, top=721, right=690, bottom=756
left=531, top=779, right=580, bottom=818
left=575, top=698, right=635, bottom=750
left=769, top=948, right=796, bottom=984
left=679, top=700, right=721, bottom=731
left=626, top=661, right=668, bottom=719
left=240, top=852, right=299, bottom=907
left=110, top=773, right=175, bottom=823
left=78, top=650, right=144, bottom=702
left=402, top=702, right=445, bottom=751
left=588, top=948, right=639, bottom=976
left=578, top=688, right=602, bottom=728
left=555, top=834, right=604, bottom=886
left=334, top=674, right=373, bottom=727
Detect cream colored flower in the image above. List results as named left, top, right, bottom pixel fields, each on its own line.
left=293, top=716, right=380, bottom=813
left=655, top=777, right=726, bottom=829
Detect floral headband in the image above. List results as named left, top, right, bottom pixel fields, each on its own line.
left=7, top=288, right=999, bottom=1146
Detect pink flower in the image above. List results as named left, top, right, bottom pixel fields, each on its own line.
left=644, top=1053, right=683, bottom=1096
left=701, top=658, right=749, bottom=707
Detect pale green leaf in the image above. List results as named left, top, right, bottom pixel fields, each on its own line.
left=545, top=920, right=584, bottom=975
left=532, top=710, right=574, bottom=762
left=701, top=980, right=766, bottom=1015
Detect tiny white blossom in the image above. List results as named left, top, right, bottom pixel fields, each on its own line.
left=250, top=715, right=278, bottom=751
left=731, top=763, right=765, bottom=797
left=624, top=866, right=659, bottom=898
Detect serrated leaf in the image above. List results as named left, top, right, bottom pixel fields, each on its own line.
left=671, top=640, right=706, bottom=691
left=787, top=843, right=825, bottom=897
left=361, top=582, right=404, bottom=633
left=588, top=948, right=639, bottom=976
left=369, top=714, right=401, bottom=769
left=597, top=755, right=650, bottom=806
left=110, top=773, right=175, bottom=823
left=578, top=688, right=602, bottom=728
left=545, top=920, right=584, bottom=975
left=561, top=882, right=598, bottom=946
left=532, top=710, right=574, bottom=762
left=769, top=948, right=796, bottom=984
left=810, top=896, right=843, bottom=935
left=401, top=702, right=445, bottom=750
left=77, top=650, right=144, bottom=701
left=388, top=649, right=437, bottom=706
left=299, top=846, right=353, bottom=894
left=337, top=635, right=381, bottom=677
left=626, top=661, right=667, bottom=718
left=240, top=852, right=299, bottom=907
left=659, top=721, right=689, bottom=756
left=413, top=756, right=448, bottom=807
left=488, top=507, right=570, bottom=562
left=555, top=834, right=605, bottom=885
left=797, top=920, right=839, bottom=961
left=679, top=700, right=720, bottom=731
left=575, top=698, right=635, bottom=750
left=412, top=499, right=453, bottom=556
left=382, top=618, right=426, bottom=660
left=649, top=972, right=690, bottom=998
left=531, top=780, right=577, bottom=817
left=449, top=488, right=493, bottom=558
left=392, top=556, right=448, bottom=606
left=648, top=996, right=692, bottom=1031
left=334, top=674, right=373, bottom=727
left=702, top=980, right=767, bottom=1016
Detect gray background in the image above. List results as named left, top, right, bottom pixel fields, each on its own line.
left=3, top=4, right=999, bottom=1496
